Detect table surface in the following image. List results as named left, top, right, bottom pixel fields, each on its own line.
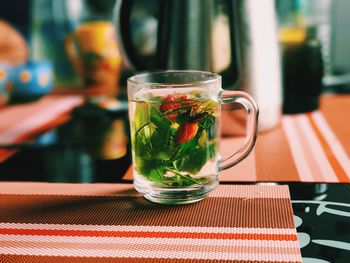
left=0, top=94, right=350, bottom=262
left=0, top=183, right=301, bottom=262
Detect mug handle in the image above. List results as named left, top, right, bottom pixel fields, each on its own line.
left=219, top=90, right=259, bottom=171
left=65, top=33, right=83, bottom=76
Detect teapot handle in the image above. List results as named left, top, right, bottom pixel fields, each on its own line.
left=114, top=0, right=144, bottom=71
left=220, top=0, right=241, bottom=89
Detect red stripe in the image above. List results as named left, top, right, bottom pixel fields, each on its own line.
left=0, top=228, right=297, bottom=241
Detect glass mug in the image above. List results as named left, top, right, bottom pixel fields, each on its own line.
left=127, top=71, right=258, bottom=204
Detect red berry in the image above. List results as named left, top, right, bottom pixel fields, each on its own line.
left=177, top=121, right=199, bottom=144
left=160, top=95, right=180, bottom=113
left=179, top=95, right=190, bottom=101
left=164, top=94, right=178, bottom=102
left=179, top=95, right=196, bottom=107
left=160, top=95, right=181, bottom=121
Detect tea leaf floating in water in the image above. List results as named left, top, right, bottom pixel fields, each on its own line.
left=131, top=92, right=219, bottom=187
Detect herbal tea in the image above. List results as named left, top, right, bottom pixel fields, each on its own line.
left=127, top=71, right=258, bottom=204
left=129, top=90, right=220, bottom=188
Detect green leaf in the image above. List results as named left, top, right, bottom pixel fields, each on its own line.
left=199, top=113, right=215, bottom=130
left=176, top=109, right=191, bottom=124
left=133, top=101, right=149, bottom=132
left=150, top=127, right=172, bottom=160
left=198, top=100, right=219, bottom=115
left=175, top=141, right=217, bottom=174
left=132, top=96, right=219, bottom=186
left=144, top=106, right=175, bottom=160
left=199, top=114, right=217, bottom=139
left=135, top=155, right=166, bottom=180
left=134, top=131, right=149, bottom=156
left=150, top=106, right=171, bottom=128
left=148, top=168, right=165, bottom=183
left=164, top=175, right=197, bottom=187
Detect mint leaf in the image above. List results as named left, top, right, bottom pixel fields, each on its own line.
left=150, top=127, right=173, bottom=160
left=175, top=142, right=217, bottom=174
left=132, top=96, right=219, bottom=187
left=133, top=101, right=149, bottom=132
left=148, top=106, right=175, bottom=161
left=148, top=168, right=166, bottom=183
left=150, top=105, right=171, bottom=128
left=199, top=114, right=217, bottom=139
left=176, top=109, right=191, bottom=124
left=135, top=154, right=166, bottom=180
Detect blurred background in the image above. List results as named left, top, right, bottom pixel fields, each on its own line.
left=1, top=0, right=350, bottom=182
left=1, top=0, right=350, bottom=94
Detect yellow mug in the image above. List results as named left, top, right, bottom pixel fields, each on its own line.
left=65, top=21, right=122, bottom=96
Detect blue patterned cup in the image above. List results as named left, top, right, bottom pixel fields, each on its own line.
left=11, top=61, right=53, bottom=102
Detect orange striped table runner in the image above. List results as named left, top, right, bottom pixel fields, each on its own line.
left=0, top=95, right=84, bottom=162
left=0, top=182, right=301, bottom=262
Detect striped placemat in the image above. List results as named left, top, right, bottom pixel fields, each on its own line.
left=0, top=94, right=84, bottom=162
left=0, top=182, right=301, bottom=262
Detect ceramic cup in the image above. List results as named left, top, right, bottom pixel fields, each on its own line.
left=10, top=61, right=53, bottom=102
left=65, top=21, right=122, bottom=96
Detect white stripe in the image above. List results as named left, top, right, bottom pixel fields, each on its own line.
left=282, top=116, right=314, bottom=181
left=0, top=247, right=302, bottom=261
left=0, top=96, right=82, bottom=144
left=0, top=223, right=296, bottom=235
left=211, top=184, right=289, bottom=198
left=296, top=115, right=339, bottom=182
left=311, top=111, right=350, bottom=180
left=0, top=235, right=300, bottom=249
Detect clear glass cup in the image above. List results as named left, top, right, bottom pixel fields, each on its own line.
left=127, top=70, right=258, bottom=204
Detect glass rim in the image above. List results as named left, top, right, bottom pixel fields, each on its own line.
left=127, top=70, right=221, bottom=87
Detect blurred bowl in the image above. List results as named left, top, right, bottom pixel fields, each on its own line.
left=10, top=60, right=53, bottom=103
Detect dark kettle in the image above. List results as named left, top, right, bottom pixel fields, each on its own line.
left=114, top=0, right=241, bottom=89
